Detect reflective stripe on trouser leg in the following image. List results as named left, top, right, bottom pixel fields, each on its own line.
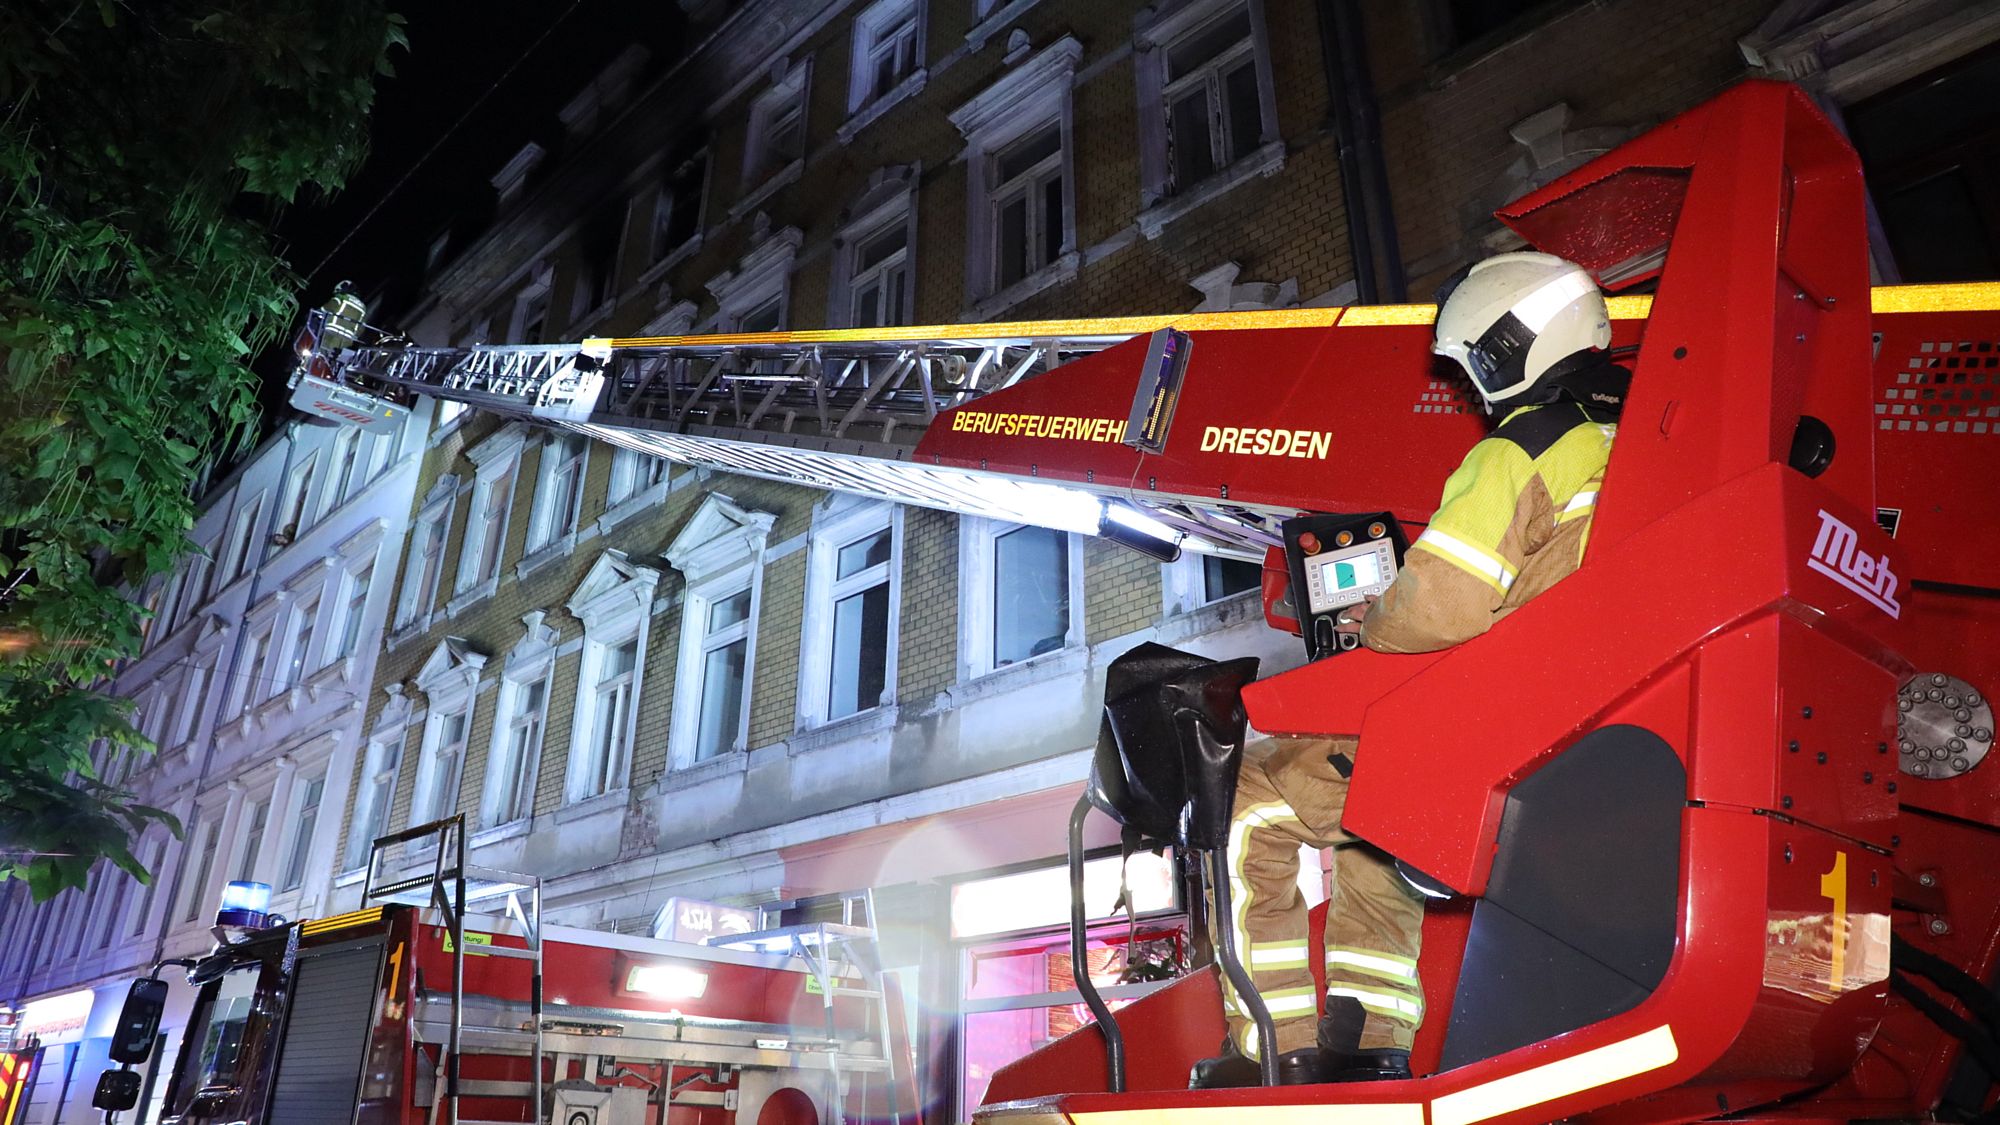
left=1222, top=751, right=1331, bottom=1060
left=1325, top=843, right=1426, bottom=1052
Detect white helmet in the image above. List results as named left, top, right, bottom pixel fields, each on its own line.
left=1432, top=252, right=1610, bottom=411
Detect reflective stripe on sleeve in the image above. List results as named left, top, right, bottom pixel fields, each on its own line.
left=1413, top=528, right=1517, bottom=591
left=1556, top=489, right=1598, bottom=523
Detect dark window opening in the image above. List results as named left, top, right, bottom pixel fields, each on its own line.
left=1848, top=44, right=2000, bottom=283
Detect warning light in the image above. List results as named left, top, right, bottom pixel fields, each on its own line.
left=1335, top=530, right=1354, bottom=547
left=625, top=964, right=709, bottom=1000
left=216, top=881, right=272, bottom=929
left=1368, top=521, right=1386, bottom=539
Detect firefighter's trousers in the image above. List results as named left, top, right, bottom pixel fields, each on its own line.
left=1219, top=736, right=1425, bottom=1058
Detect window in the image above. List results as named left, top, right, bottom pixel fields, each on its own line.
left=527, top=434, right=589, bottom=552
left=488, top=675, right=547, bottom=826
left=993, top=525, right=1074, bottom=666
left=512, top=273, right=553, bottom=344
left=180, top=815, right=222, bottom=923
left=1135, top=1, right=1279, bottom=212
left=347, top=731, right=404, bottom=869
left=98, top=871, right=132, bottom=949
left=708, top=226, right=802, bottom=333
left=571, top=213, right=620, bottom=325
left=437, top=398, right=469, bottom=433
left=744, top=66, right=809, bottom=185
left=1435, top=0, right=1546, bottom=52
left=415, top=706, right=471, bottom=826
left=458, top=427, right=524, bottom=597
left=328, top=563, right=373, bottom=665
left=411, top=639, right=485, bottom=827
left=1162, top=9, right=1261, bottom=191
left=170, top=660, right=210, bottom=749
left=235, top=797, right=270, bottom=883
left=848, top=219, right=910, bottom=328
left=277, top=454, right=318, bottom=541
left=991, top=126, right=1065, bottom=289
left=650, top=153, right=709, bottom=262
left=324, top=427, right=364, bottom=516
left=279, top=772, right=324, bottom=892
left=228, top=626, right=271, bottom=718
left=738, top=295, right=783, bottom=333
left=962, top=520, right=1083, bottom=678
left=607, top=447, right=669, bottom=507
left=666, top=495, right=775, bottom=765
left=1202, top=556, right=1262, bottom=600
left=130, top=837, right=166, bottom=937
left=565, top=552, right=659, bottom=799
left=224, top=492, right=266, bottom=582
left=276, top=593, right=318, bottom=693
left=174, top=545, right=214, bottom=632
left=801, top=501, right=900, bottom=725
left=950, top=39, right=1082, bottom=308
left=849, top=0, right=921, bottom=113
left=591, top=640, right=638, bottom=791
left=396, top=498, right=451, bottom=629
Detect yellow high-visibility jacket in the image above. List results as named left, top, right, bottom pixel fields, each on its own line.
left=1362, top=401, right=1617, bottom=654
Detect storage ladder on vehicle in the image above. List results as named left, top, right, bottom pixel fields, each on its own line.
left=707, top=890, right=906, bottom=1125
left=363, top=815, right=546, bottom=1125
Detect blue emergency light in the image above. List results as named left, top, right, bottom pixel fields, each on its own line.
left=215, top=881, right=272, bottom=929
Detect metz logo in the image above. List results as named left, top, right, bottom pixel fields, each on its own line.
left=1807, top=509, right=1901, bottom=619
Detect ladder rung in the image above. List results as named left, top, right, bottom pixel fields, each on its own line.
left=471, top=945, right=541, bottom=960
left=831, top=987, right=883, bottom=999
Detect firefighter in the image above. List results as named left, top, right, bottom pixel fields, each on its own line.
left=1194, top=251, right=1628, bottom=1089
left=317, top=280, right=369, bottom=352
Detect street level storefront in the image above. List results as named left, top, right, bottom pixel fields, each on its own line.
left=11, top=980, right=192, bottom=1125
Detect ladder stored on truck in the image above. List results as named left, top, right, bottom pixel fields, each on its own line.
left=363, top=816, right=546, bottom=1125
left=707, top=890, right=904, bottom=1125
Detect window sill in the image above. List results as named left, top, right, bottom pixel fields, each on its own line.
left=967, top=0, right=1048, bottom=50
left=388, top=614, right=434, bottom=652
left=1160, top=584, right=1264, bottom=636
left=515, top=532, right=577, bottom=581
left=1137, top=140, right=1287, bottom=241
left=333, top=867, right=366, bottom=889
left=471, top=818, right=532, bottom=848
left=597, top=480, right=670, bottom=536
left=664, top=748, right=751, bottom=787
left=728, top=160, right=804, bottom=225
left=446, top=576, right=500, bottom=619
left=635, top=235, right=704, bottom=291
left=215, top=713, right=251, bottom=743
left=960, top=642, right=1089, bottom=703
left=837, top=69, right=929, bottom=145
left=789, top=703, right=901, bottom=754
left=305, top=657, right=355, bottom=703
left=964, top=251, right=1081, bottom=321
left=553, top=787, right=628, bottom=824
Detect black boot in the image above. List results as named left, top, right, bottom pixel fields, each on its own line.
left=1321, top=1047, right=1413, bottom=1082
left=1189, top=1040, right=1335, bottom=1089
left=1317, top=996, right=1415, bottom=1082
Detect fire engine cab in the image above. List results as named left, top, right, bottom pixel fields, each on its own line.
left=193, top=78, right=2000, bottom=1124
left=91, top=819, right=914, bottom=1125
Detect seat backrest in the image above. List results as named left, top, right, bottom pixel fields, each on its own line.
left=1090, top=643, right=1260, bottom=851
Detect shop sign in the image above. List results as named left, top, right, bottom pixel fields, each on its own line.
left=656, top=897, right=758, bottom=945
left=16, top=989, right=93, bottom=1044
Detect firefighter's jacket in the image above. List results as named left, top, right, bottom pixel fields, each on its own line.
left=1362, top=401, right=1618, bottom=654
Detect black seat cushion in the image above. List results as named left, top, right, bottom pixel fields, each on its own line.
left=1091, top=643, right=1261, bottom=851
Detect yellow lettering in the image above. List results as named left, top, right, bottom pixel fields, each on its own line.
left=1820, top=852, right=1848, bottom=991
left=1310, top=432, right=1332, bottom=460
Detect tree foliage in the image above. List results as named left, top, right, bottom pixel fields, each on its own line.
left=0, top=1, right=404, bottom=899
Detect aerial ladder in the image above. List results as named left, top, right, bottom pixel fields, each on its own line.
left=290, top=80, right=2000, bottom=1124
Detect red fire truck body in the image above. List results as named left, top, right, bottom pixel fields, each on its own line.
left=155, top=902, right=911, bottom=1125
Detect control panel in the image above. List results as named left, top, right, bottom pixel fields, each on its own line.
left=1281, top=512, right=1409, bottom=661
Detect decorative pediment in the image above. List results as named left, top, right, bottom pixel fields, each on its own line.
left=466, top=421, right=529, bottom=469
left=839, top=166, right=919, bottom=232
left=568, top=549, right=663, bottom=624
left=414, top=636, right=488, bottom=699
left=421, top=473, right=462, bottom=510
left=376, top=682, right=413, bottom=730
left=707, top=227, right=803, bottom=314
left=663, top=493, right=777, bottom=583
left=949, top=37, right=1081, bottom=140
left=506, top=610, right=562, bottom=675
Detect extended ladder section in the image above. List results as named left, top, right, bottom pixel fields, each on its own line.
left=706, top=891, right=905, bottom=1125
left=363, top=816, right=545, bottom=1125
left=304, top=314, right=1344, bottom=559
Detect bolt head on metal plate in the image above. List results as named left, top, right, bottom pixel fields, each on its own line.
left=1899, top=673, right=1993, bottom=779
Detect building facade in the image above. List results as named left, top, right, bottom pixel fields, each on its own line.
left=0, top=410, right=428, bottom=1125
left=4, top=0, right=1995, bottom=1121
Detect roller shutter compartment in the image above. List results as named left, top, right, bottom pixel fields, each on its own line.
left=267, top=946, right=383, bottom=1125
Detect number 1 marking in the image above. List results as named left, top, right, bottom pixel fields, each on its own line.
left=1819, top=852, right=1848, bottom=991
left=387, top=942, right=404, bottom=999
